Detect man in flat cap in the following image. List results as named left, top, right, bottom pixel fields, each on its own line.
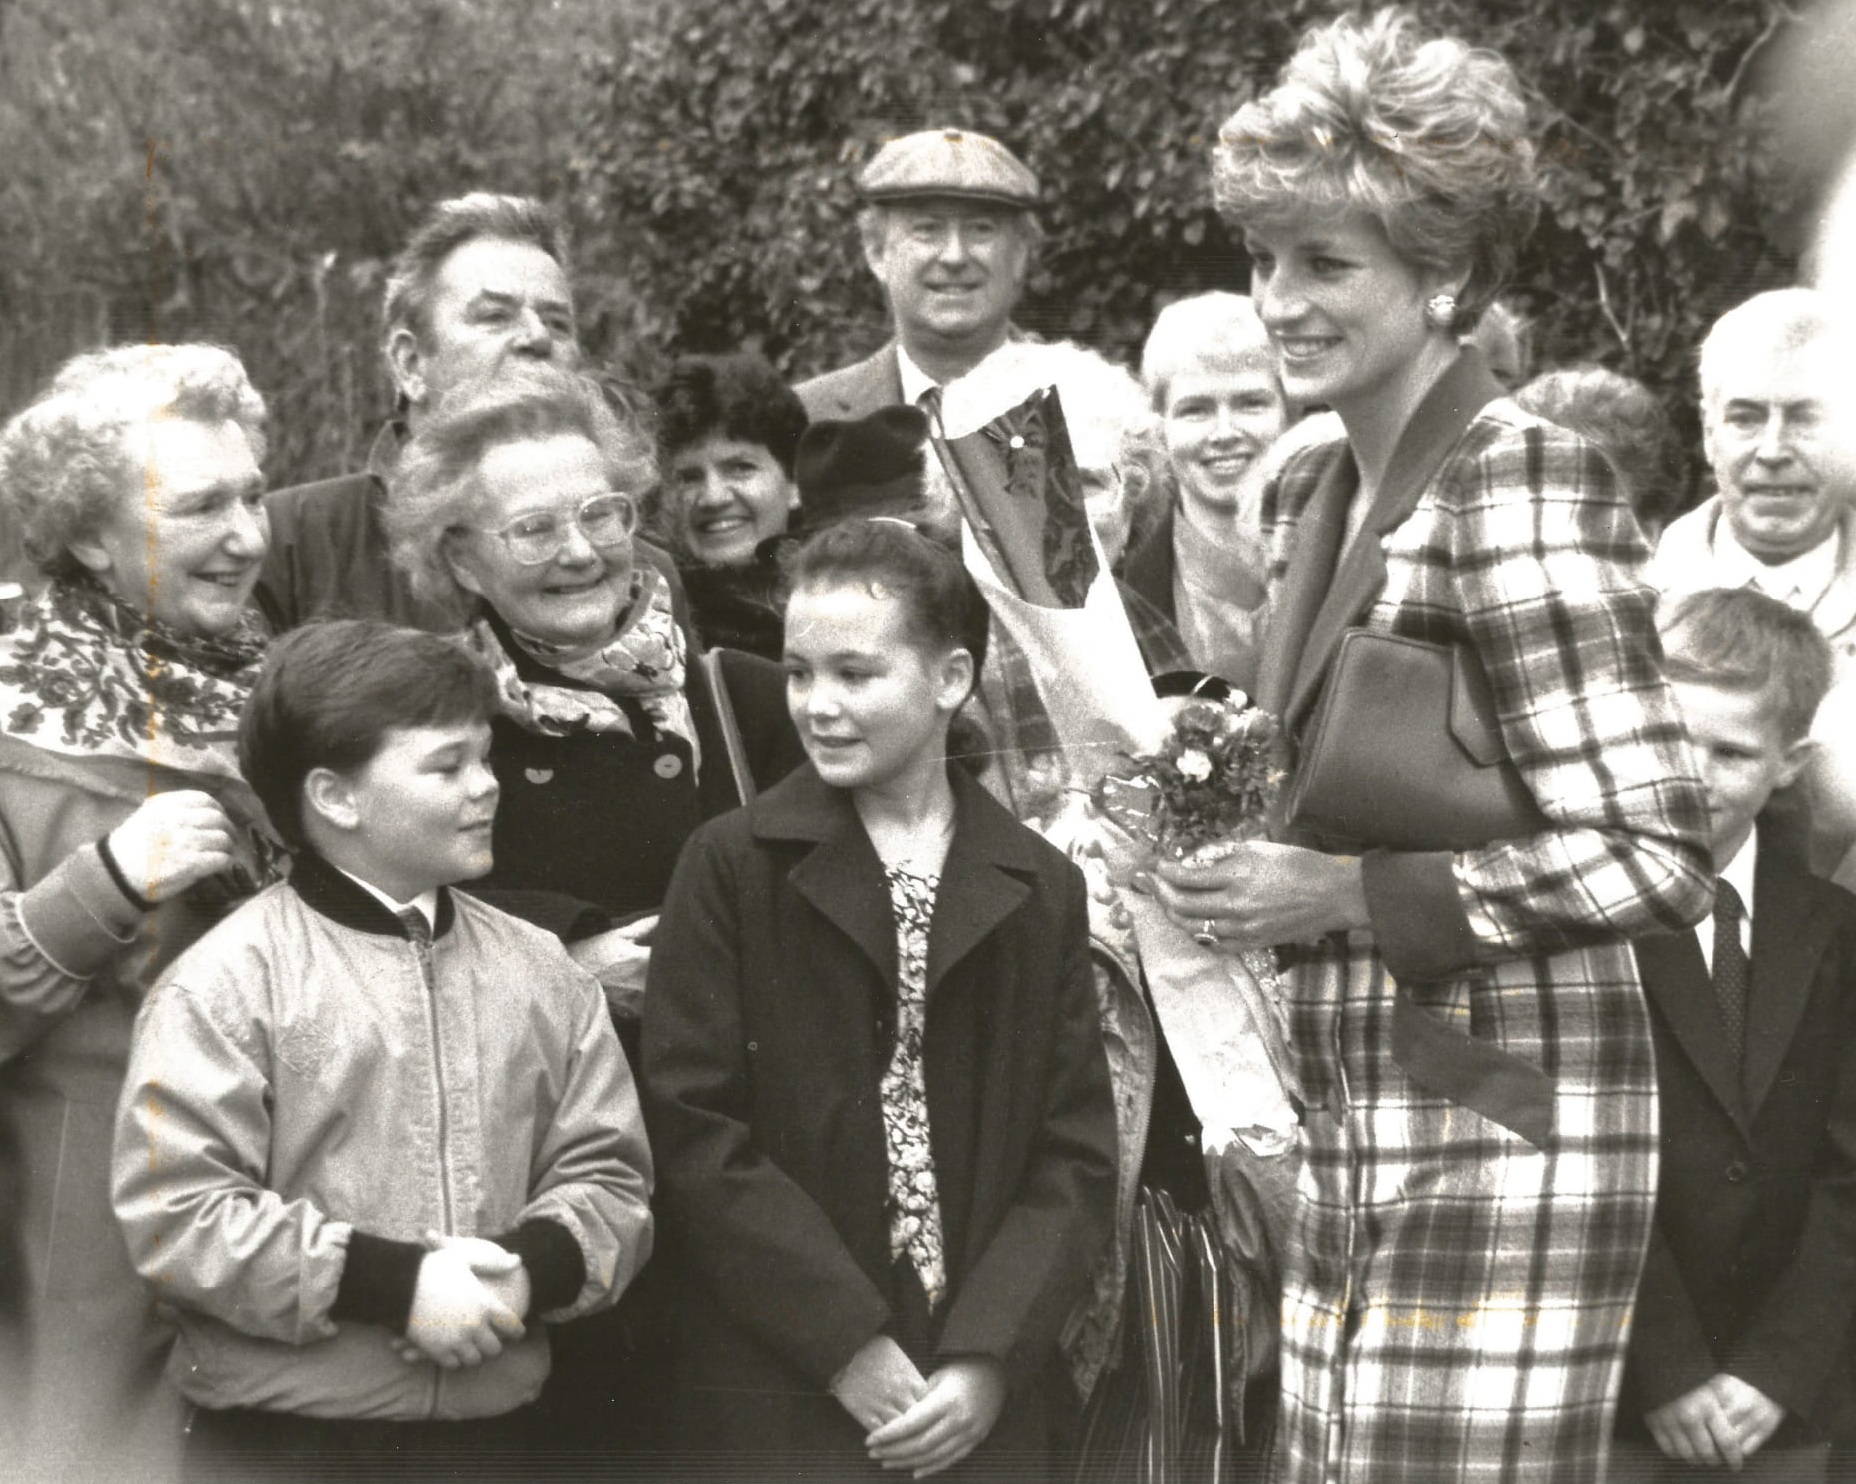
left=797, top=127, right=1041, bottom=420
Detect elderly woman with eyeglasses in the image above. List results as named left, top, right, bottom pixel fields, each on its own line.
left=388, top=363, right=799, bottom=945
left=385, top=361, right=801, bottom=1457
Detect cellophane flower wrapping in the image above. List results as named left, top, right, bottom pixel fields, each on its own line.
left=1094, top=692, right=1302, bottom=1161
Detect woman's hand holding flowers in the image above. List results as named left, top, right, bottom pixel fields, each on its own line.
left=1149, top=840, right=1368, bottom=948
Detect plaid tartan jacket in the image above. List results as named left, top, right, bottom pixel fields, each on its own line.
left=1256, top=355, right=1714, bottom=1097
left=1252, top=353, right=1714, bottom=1484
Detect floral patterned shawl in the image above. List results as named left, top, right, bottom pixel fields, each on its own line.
left=466, top=561, right=699, bottom=761
left=0, top=577, right=263, bottom=781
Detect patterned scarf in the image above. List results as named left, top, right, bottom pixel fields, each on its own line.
left=466, top=562, right=698, bottom=758
left=0, top=577, right=263, bottom=780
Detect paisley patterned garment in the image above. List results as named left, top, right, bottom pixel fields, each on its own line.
left=880, top=862, right=948, bottom=1310
left=0, top=576, right=263, bottom=778
left=467, top=562, right=698, bottom=754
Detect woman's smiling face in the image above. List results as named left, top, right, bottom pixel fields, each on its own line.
left=1246, top=210, right=1447, bottom=420
left=445, top=432, right=635, bottom=648
left=72, top=416, right=268, bottom=638
left=1161, top=358, right=1288, bottom=520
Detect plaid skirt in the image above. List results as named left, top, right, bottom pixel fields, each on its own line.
left=1271, top=935, right=1657, bottom=1484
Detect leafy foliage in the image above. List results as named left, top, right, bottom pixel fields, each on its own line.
left=573, top=0, right=1803, bottom=502
left=0, top=0, right=1809, bottom=513
left=0, top=0, right=634, bottom=484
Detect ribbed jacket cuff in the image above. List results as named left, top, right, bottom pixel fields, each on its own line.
left=17, top=843, right=145, bottom=977
left=331, top=1229, right=426, bottom=1333
left=493, top=1218, right=585, bottom=1315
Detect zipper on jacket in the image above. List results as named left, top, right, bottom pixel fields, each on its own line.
left=414, top=938, right=457, bottom=1233
left=416, top=934, right=455, bottom=1422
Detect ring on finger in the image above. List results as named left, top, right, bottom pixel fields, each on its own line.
left=1192, top=918, right=1219, bottom=947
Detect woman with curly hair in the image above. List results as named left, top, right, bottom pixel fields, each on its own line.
left=1148, top=12, right=1714, bottom=1480
left=651, top=351, right=809, bottom=659
left=0, top=345, right=277, bottom=1481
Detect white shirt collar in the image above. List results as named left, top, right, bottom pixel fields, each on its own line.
left=1719, top=830, right=1757, bottom=920
left=335, top=866, right=437, bottom=932
left=895, top=344, right=941, bottom=408
left=1699, top=829, right=1757, bottom=976
left=1714, top=516, right=1841, bottom=611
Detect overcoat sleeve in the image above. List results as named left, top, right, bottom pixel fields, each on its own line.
left=933, top=861, right=1117, bottom=1389
left=1622, top=1222, right=1717, bottom=1417
left=0, top=826, right=143, bottom=1062
left=641, top=825, right=893, bottom=1388
left=1354, top=423, right=1713, bottom=979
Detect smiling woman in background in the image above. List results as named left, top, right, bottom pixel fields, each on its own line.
left=651, top=351, right=809, bottom=660
left=0, top=344, right=277, bottom=1482
left=1124, top=292, right=1290, bottom=683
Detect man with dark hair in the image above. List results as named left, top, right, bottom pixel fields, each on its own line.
left=256, top=193, right=580, bottom=633
left=797, top=128, right=1042, bottom=420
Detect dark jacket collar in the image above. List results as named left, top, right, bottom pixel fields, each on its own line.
left=752, top=761, right=1047, bottom=992
left=1637, top=837, right=1838, bottom=1128
left=287, top=849, right=456, bottom=940
left=1260, top=349, right=1506, bottom=733
left=752, top=759, right=1037, bottom=860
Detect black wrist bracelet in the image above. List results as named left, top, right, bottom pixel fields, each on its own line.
left=96, top=834, right=155, bottom=912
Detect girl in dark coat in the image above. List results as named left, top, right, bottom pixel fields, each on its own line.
left=642, top=520, right=1118, bottom=1478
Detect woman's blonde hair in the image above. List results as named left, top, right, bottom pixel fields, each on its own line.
left=1139, top=292, right=1280, bottom=411
left=1212, top=8, right=1539, bottom=331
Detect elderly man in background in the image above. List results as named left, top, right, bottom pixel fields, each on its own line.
left=1650, top=286, right=1856, bottom=877
left=256, top=192, right=580, bottom=633
left=797, top=127, right=1041, bottom=419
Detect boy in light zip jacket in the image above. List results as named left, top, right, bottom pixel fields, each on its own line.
left=113, top=620, right=653, bottom=1481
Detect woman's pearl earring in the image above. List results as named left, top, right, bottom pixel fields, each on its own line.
left=1424, top=293, right=1459, bottom=331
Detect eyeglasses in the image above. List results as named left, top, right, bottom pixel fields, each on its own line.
left=474, top=492, right=639, bottom=566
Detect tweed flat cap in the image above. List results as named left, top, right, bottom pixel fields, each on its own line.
left=857, top=128, right=1040, bottom=209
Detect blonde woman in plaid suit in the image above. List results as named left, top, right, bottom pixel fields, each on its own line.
left=1148, top=11, right=1715, bottom=1482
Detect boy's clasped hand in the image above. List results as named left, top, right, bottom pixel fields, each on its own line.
left=389, top=1231, right=532, bottom=1371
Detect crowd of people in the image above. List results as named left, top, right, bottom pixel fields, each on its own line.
left=3, top=6, right=1856, bottom=1483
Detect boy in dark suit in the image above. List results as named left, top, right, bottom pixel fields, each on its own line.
left=1618, top=586, right=1856, bottom=1481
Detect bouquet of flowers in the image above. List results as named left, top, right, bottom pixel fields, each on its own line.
left=1096, top=692, right=1281, bottom=862
left=1091, top=688, right=1302, bottom=1402
left=1093, top=687, right=1301, bottom=1159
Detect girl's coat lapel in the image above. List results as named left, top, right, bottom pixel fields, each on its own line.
left=752, top=763, right=1039, bottom=996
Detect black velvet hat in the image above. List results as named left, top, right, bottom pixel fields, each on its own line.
left=791, top=405, right=932, bottom=534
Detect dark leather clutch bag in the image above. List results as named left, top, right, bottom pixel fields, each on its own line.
left=1284, top=628, right=1547, bottom=852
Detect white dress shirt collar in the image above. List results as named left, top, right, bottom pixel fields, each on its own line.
left=1699, top=830, right=1757, bottom=975
left=335, top=866, right=437, bottom=933
left=896, top=344, right=941, bottom=408
left=1714, top=515, right=1841, bottom=612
